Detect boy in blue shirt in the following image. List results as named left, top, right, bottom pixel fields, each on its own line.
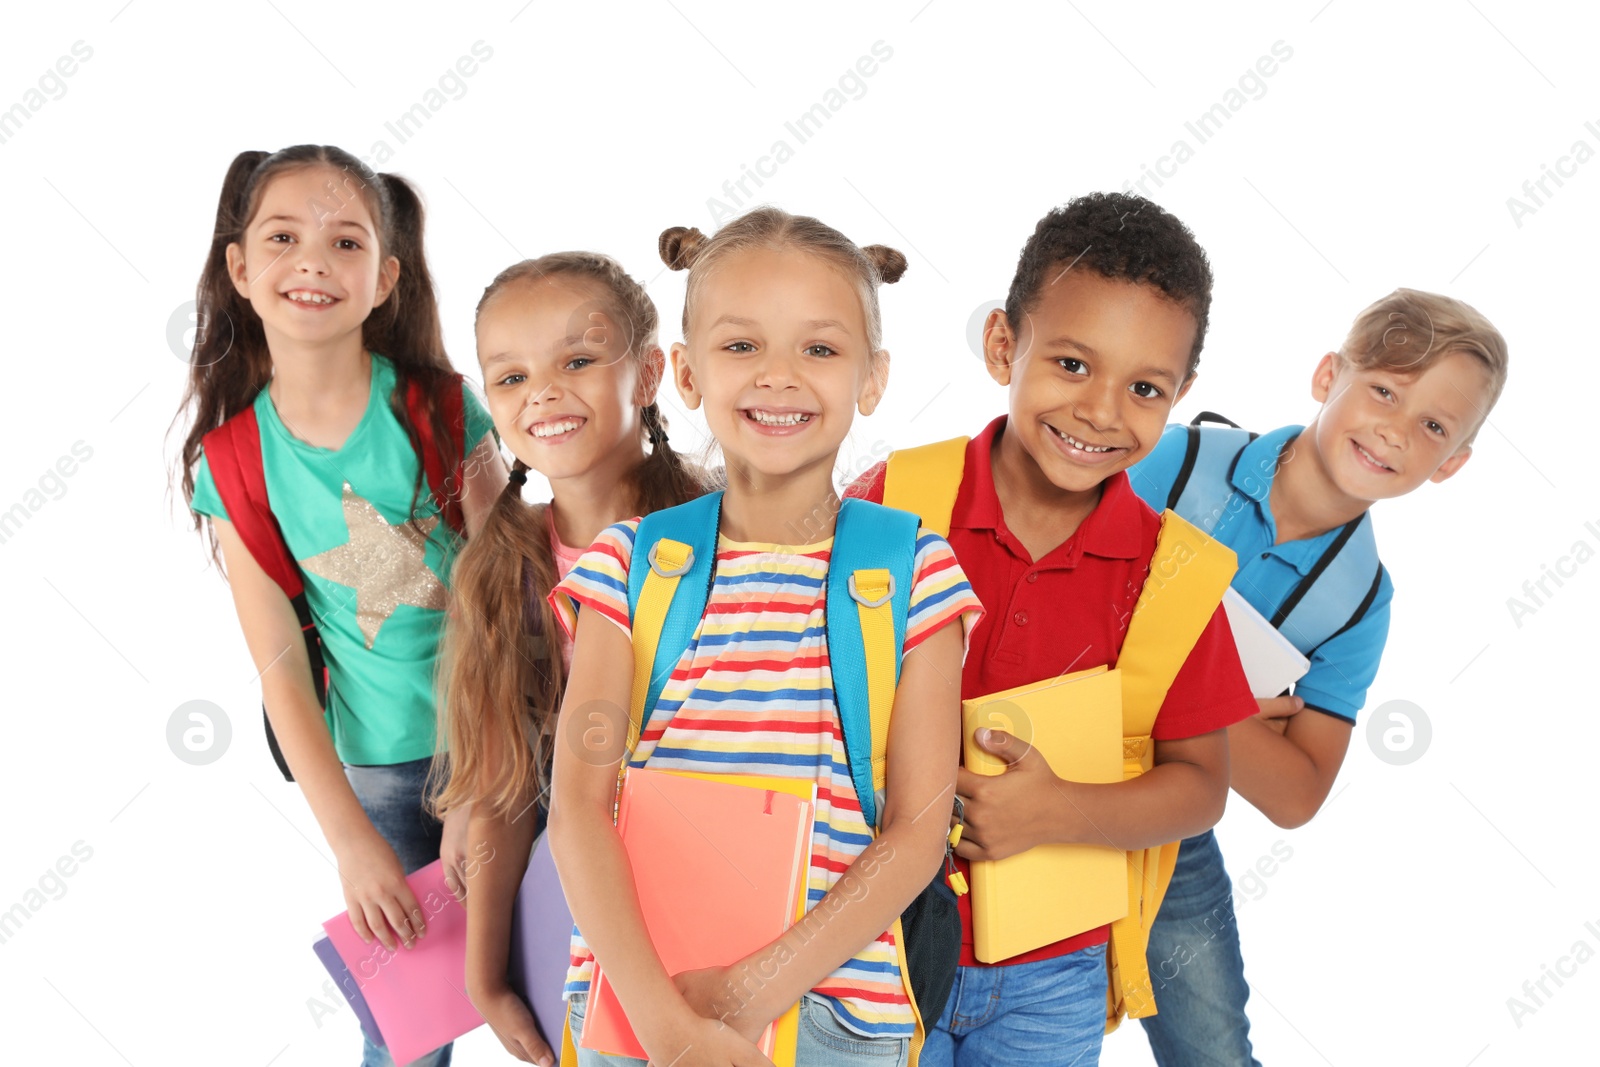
left=1127, top=288, right=1509, bottom=1066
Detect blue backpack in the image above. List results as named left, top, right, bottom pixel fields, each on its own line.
left=621, top=489, right=959, bottom=1055
left=1163, top=412, right=1386, bottom=654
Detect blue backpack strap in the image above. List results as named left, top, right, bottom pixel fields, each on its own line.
left=826, top=498, right=919, bottom=830
left=625, top=491, right=724, bottom=731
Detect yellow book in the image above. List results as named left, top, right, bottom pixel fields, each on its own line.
left=962, top=666, right=1129, bottom=964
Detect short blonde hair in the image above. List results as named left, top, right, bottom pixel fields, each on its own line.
left=1339, top=289, right=1509, bottom=434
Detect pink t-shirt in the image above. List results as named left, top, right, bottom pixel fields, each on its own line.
left=547, top=507, right=585, bottom=668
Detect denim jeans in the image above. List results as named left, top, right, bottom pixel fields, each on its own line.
left=1138, top=830, right=1260, bottom=1067
left=919, top=943, right=1107, bottom=1067
left=344, top=757, right=452, bottom=1067
left=567, top=991, right=909, bottom=1067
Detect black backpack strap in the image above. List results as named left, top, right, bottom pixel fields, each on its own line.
left=1270, top=517, right=1363, bottom=629
left=1168, top=419, right=1261, bottom=518
left=1166, top=426, right=1202, bottom=512
left=1308, top=563, right=1385, bottom=656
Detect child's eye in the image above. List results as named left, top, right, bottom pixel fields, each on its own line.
left=564, top=356, right=594, bottom=371
left=267, top=233, right=294, bottom=244
left=725, top=341, right=757, bottom=354
left=1129, top=381, right=1163, bottom=399
left=803, top=344, right=837, bottom=358
left=1056, top=358, right=1087, bottom=375
left=1371, top=385, right=1394, bottom=401
left=335, top=238, right=361, bottom=251
left=496, top=373, right=526, bottom=386
left=1425, top=419, right=1446, bottom=437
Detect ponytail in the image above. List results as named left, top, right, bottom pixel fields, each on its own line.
left=174, top=150, right=276, bottom=559
left=635, top=402, right=708, bottom=516
left=434, top=461, right=564, bottom=818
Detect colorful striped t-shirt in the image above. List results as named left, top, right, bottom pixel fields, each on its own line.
left=551, top=518, right=982, bottom=1038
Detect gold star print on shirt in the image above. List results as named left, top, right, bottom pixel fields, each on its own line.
left=301, top=482, right=448, bottom=650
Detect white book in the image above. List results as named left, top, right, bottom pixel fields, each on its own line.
left=1221, top=587, right=1311, bottom=699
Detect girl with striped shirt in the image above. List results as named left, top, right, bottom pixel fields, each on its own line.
left=549, top=208, right=982, bottom=1067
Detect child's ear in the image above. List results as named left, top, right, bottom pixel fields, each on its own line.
left=982, top=309, right=1019, bottom=386
left=1429, top=445, right=1473, bottom=484
left=1311, top=352, right=1340, bottom=403
left=858, top=350, right=890, bottom=417
left=635, top=345, right=665, bottom=408
left=372, top=254, right=401, bottom=308
left=225, top=243, right=251, bottom=300
left=670, top=342, right=702, bottom=410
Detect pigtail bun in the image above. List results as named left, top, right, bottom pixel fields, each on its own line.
left=862, top=244, right=908, bottom=285
left=659, top=226, right=709, bottom=271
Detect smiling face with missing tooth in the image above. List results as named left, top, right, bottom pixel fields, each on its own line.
left=983, top=269, right=1198, bottom=502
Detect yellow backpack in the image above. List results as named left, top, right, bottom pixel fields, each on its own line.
left=880, top=437, right=1237, bottom=1032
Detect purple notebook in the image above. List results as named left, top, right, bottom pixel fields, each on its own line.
left=507, top=831, right=575, bottom=1046
left=312, top=934, right=384, bottom=1047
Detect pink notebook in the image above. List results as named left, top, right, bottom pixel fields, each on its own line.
left=320, top=860, right=484, bottom=1066
left=580, top=769, right=814, bottom=1060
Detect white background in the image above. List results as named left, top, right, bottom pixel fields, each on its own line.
left=2, top=2, right=1595, bottom=1064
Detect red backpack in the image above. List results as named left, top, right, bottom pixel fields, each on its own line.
left=201, top=376, right=468, bottom=780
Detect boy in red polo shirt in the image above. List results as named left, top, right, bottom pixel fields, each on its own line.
left=848, top=192, right=1257, bottom=1066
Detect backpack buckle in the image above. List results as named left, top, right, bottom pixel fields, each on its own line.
left=848, top=571, right=895, bottom=608
left=648, top=540, right=694, bottom=578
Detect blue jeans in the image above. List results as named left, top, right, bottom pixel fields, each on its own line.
left=920, top=943, right=1107, bottom=1067
left=568, top=991, right=909, bottom=1067
left=1139, top=830, right=1259, bottom=1067
left=345, top=757, right=452, bottom=1067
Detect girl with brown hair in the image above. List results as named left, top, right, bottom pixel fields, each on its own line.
left=437, top=253, right=711, bottom=1064
left=176, top=145, right=506, bottom=1067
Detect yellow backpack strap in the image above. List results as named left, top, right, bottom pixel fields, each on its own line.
left=850, top=567, right=899, bottom=801
left=627, top=537, right=694, bottom=758
left=891, top=915, right=928, bottom=1066
left=559, top=1000, right=579, bottom=1065
left=1105, top=510, right=1237, bottom=1031
left=882, top=437, right=969, bottom=538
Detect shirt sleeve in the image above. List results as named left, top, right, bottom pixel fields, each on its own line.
left=189, top=453, right=228, bottom=522
left=1293, top=570, right=1393, bottom=723
left=548, top=520, right=639, bottom=641
left=843, top=460, right=887, bottom=503
left=1125, top=423, right=1189, bottom=513
left=462, top=379, right=498, bottom=451
left=1150, top=602, right=1260, bottom=741
left=904, top=529, right=984, bottom=662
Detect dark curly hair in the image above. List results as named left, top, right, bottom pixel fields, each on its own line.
left=1004, top=192, right=1213, bottom=379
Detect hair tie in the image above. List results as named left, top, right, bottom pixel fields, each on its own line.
left=508, top=465, right=528, bottom=487
left=648, top=426, right=668, bottom=446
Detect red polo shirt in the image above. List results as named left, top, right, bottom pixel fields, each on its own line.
left=847, top=415, right=1255, bottom=965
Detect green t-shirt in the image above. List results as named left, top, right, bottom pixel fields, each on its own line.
left=191, top=354, right=496, bottom=765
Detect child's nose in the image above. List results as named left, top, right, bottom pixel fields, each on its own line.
left=527, top=378, right=563, bottom=406
left=292, top=244, right=332, bottom=275
left=755, top=350, right=800, bottom=389
left=1073, top=380, right=1119, bottom=431
left=1374, top=418, right=1404, bottom=448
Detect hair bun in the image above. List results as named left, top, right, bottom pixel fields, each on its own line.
left=659, top=226, right=708, bottom=271
left=862, top=244, right=908, bottom=285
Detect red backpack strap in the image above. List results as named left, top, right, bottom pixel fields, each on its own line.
left=202, top=408, right=305, bottom=600
left=405, top=373, right=468, bottom=535
left=201, top=407, right=320, bottom=782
